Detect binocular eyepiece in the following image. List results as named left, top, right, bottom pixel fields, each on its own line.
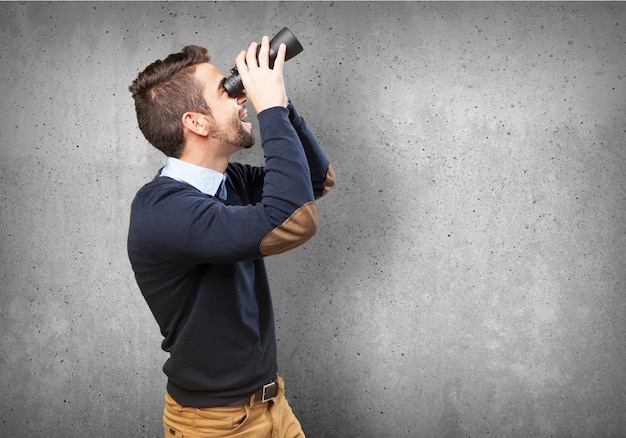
left=223, top=27, right=304, bottom=97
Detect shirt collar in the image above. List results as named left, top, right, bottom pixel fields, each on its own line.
left=159, top=157, right=225, bottom=197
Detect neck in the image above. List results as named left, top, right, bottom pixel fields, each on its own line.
left=178, top=138, right=231, bottom=173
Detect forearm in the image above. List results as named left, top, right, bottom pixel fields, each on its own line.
left=287, top=100, right=335, bottom=199
left=258, top=105, right=315, bottom=217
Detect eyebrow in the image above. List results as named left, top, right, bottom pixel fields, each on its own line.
left=218, top=78, right=226, bottom=94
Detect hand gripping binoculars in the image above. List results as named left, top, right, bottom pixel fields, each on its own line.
left=223, top=27, right=304, bottom=97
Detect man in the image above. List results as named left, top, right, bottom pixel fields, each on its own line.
left=127, top=36, right=334, bottom=437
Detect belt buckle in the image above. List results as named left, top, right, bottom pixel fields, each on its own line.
left=261, top=381, right=277, bottom=402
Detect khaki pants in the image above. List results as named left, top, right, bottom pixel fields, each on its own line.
left=163, top=375, right=305, bottom=438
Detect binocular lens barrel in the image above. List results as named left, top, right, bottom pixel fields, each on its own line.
left=223, top=27, right=304, bottom=97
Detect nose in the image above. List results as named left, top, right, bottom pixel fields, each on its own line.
left=236, top=92, right=248, bottom=105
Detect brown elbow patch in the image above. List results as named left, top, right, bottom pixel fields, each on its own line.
left=260, top=202, right=318, bottom=256
left=317, top=164, right=336, bottom=199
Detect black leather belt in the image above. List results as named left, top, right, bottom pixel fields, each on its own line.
left=225, top=379, right=278, bottom=406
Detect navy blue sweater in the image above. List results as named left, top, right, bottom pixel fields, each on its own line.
left=127, top=103, right=334, bottom=407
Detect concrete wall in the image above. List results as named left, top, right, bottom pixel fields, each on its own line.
left=1, top=2, right=625, bottom=437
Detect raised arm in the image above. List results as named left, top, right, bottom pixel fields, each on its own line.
left=287, top=100, right=335, bottom=199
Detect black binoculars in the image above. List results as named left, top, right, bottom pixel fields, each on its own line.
left=223, top=27, right=304, bottom=97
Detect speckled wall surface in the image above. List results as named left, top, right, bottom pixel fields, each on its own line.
left=1, top=2, right=625, bottom=437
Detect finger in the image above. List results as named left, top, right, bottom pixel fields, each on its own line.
left=246, top=41, right=259, bottom=68
left=234, top=50, right=247, bottom=73
left=272, top=43, right=287, bottom=73
left=257, top=35, right=270, bottom=69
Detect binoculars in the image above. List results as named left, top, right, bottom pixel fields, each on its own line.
left=223, top=27, right=304, bottom=97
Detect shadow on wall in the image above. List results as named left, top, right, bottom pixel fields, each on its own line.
left=271, top=64, right=434, bottom=436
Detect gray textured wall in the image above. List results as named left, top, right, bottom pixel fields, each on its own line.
left=1, top=2, right=625, bottom=437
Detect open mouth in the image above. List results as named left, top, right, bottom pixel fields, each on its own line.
left=239, top=108, right=251, bottom=128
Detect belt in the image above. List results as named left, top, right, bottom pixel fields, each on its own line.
left=225, top=379, right=278, bottom=406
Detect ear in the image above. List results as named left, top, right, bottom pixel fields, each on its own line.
left=182, top=112, right=209, bottom=137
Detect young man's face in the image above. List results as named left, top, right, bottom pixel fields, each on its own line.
left=195, top=62, right=255, bottom=149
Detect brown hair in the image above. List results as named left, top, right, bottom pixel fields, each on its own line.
left=129, top=45, right=211, bottom=157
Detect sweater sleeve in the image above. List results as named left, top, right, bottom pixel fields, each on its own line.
left=288, top=100, right=335, bottom=200
left=128, top=106, right=318, bottom=265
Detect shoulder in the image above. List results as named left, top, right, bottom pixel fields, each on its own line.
left=134, top=176, right=185, bottom=197
left=129, top=177, right=221, bottom=243
left=132, top=177, right=208, bottom=210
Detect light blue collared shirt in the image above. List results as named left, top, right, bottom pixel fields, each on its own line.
left=160, top=157, right=227, bottom=199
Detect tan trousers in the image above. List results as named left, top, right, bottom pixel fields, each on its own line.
left=163, top=375, right=305, bottom=438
